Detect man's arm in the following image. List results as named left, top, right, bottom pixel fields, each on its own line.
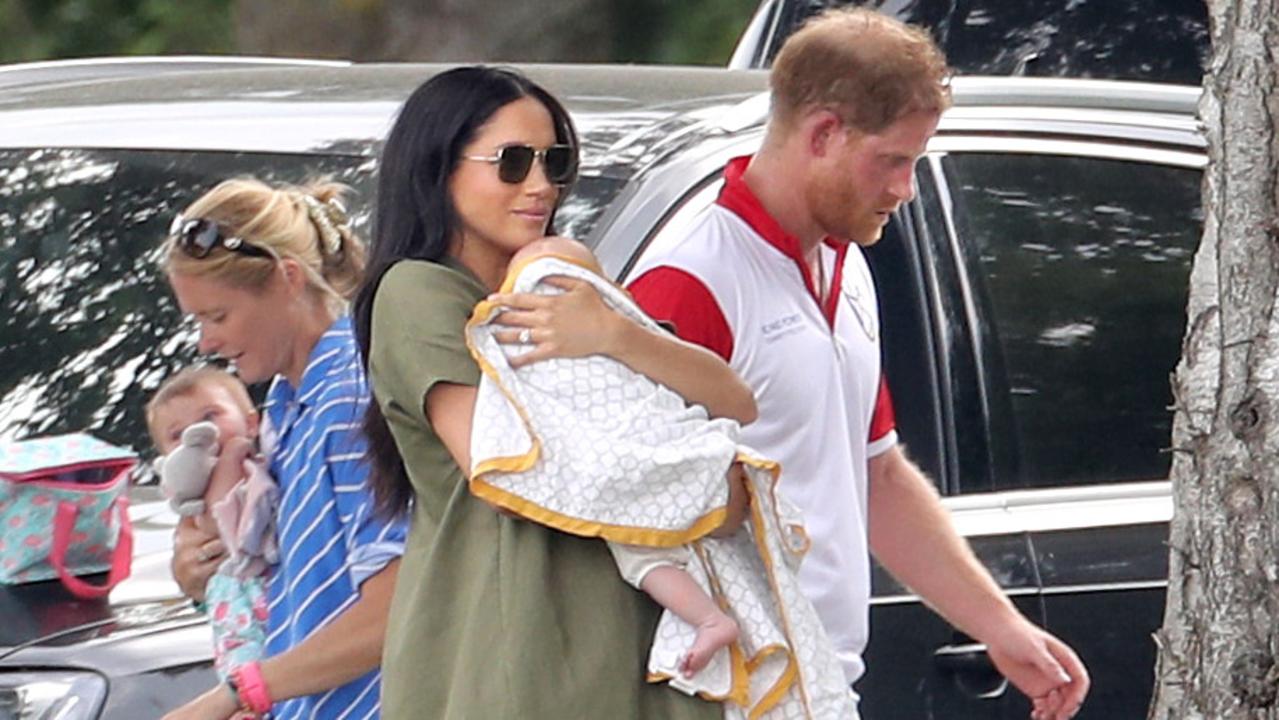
left=867, top=445, right=1089, bottom=720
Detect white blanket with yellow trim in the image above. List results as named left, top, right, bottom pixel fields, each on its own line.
left=466, top=256, right=856, bottom=719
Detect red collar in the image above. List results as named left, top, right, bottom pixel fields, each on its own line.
left=716, top=155, right=848, bottom=327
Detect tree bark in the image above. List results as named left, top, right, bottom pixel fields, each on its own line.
left=232, top=0, right=613, bottom=62
left=1151, top=0, right=1279, bottom=718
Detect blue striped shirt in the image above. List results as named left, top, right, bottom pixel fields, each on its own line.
left=262, top=317, right=406, bottom=720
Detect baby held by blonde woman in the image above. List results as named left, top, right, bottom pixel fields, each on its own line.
left=147, top=366, right=277, bottom=684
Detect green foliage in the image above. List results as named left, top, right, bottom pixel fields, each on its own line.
left=612, top=0, right=758, bottom=65
left=0, top=0, right=233, bottom=63
left=0, top=0, right=757, bottom=66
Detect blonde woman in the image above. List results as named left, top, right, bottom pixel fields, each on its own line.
left=161, top=179, right=405, bottom=720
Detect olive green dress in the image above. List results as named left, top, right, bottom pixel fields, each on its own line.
left=371, top=259, right=717, bottom=720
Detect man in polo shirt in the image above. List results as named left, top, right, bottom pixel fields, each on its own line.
left=628, top=8, right=1089, bottom=720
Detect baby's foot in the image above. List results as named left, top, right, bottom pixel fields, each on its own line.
left=680, top=611, right=739, bottom=677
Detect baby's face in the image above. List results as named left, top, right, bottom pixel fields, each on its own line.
left=152, top=384, right=256, bottom=454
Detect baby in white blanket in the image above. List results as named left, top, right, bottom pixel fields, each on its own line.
left=468, top=237, right=857, bottom=717
left=491, top=236, right=741, bottom=678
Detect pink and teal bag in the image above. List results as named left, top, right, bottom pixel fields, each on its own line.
left=0, top=433, right=135, bottom=598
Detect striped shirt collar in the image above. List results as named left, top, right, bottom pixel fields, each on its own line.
left=263, top=316, right=358, bottom=424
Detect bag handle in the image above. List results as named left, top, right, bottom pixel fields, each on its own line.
left=51, top=496, right=133, bottom=599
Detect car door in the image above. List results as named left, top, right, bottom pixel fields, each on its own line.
left=856, top=168, right=1043, bottom=720
left=922, top=142, right=1204, bottom=718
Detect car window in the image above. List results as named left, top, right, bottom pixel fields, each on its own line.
left=0, top=146, right=630, bottom=455
left=0, top=149, right=376, bottom=450
left=751, top=0, right=1207, bottom=84
left=940, top=152, right=1201, bottom=490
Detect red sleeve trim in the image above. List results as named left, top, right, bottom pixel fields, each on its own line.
left=869, top=375, right=897, bottom=443
left=627, top=267, right=734, bottom=362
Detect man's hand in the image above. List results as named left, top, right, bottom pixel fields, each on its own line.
left=984, top=618, right=1089, bottom=720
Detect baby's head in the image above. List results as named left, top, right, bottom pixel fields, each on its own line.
left=146, top=366, right=259, bottom=454
left=511, top=236, right=602, bottom=274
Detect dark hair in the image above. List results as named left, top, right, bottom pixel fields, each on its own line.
left=353, top=65, right=579, bottom=519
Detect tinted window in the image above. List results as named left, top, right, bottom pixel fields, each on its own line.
left=0, top=149, right=375, bottom=450
left=941, top=152, right=1200, bottom=489
left=0, top=147, right=629, bottom=454
left=761, top=0, right=1207, bottom=84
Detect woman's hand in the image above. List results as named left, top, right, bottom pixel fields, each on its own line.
left=160, top=684, right=239, bottom=720
left=487, top=276, right=624, bottom=367
left=172, top=435, right=254, bottom=600
left=171, top=516, right=223, bottom=602
left=487, top=277, right=758, bottom=423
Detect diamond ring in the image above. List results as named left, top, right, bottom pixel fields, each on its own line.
left=518, top=328, right=532, bottom=344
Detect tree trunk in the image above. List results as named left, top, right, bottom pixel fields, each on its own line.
left=1151, top=0, right=1279, bottom=717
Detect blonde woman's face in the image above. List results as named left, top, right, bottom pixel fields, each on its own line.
left=449, top=97, right=561, bottom=260
left=168, top=270, right=297, bottom=385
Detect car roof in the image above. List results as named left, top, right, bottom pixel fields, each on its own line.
left=0, top=61, right=1201, bottom=165
left=939, top=76, right=1204, bottom=152
left=0, top=55, right=352, bottom=91
left=631, top=74, right=1204, bottom=161
left=0, top=63, right=772, bottom=182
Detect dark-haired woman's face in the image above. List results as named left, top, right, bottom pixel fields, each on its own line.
left=448, top=97, right=561, bottom=271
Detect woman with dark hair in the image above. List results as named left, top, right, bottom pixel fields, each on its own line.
left=352, top=66, right=754, bottom=718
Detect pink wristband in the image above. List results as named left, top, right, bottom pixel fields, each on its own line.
left=232, top=661, right=272, bottom=716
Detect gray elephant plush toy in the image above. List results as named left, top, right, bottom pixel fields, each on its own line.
left=154, top=421, right=219, bottom=517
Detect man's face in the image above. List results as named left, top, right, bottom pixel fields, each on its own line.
left=809, top=110, right=940, bottom=247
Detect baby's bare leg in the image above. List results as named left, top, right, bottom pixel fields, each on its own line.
left=709, top=462, right=748, bottom=538
left=640, top=565, right=739, bottom=677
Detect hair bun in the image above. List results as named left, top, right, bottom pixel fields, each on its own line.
left=301, top=194, right=346, bottom=256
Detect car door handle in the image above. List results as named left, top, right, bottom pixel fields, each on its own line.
left=933, top=643, right=1009, bottom=699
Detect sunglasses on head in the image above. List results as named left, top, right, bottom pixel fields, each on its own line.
left=168, top=215, right=273, bottom=260
left=462, top=144, right=577, bottom=185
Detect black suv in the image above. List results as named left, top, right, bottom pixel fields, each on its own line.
left=0, top=60, right=1198, bottom=718
left=730, top=0, right=1209, bottom=85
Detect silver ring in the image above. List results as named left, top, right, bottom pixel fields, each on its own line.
left=196, top=549, right=210, bottom=563
left=518, top=328, right=532, bottom=344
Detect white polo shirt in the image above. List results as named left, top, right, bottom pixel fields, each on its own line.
left=629, top=155, right=897, bottom=683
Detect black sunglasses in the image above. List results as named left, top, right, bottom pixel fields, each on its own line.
left=462, top=144, right=577, bottom=185
left=168, top=215, right=273, bottom=260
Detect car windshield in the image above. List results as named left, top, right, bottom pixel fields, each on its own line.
left=0, top=148, right=621, bottom=452
left=755, top=0, right=1208, bottom=84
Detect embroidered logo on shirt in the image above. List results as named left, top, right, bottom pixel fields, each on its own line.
left=841, top=271, right=878, bottom=342
left=761, top=313, right=804, bottom=343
